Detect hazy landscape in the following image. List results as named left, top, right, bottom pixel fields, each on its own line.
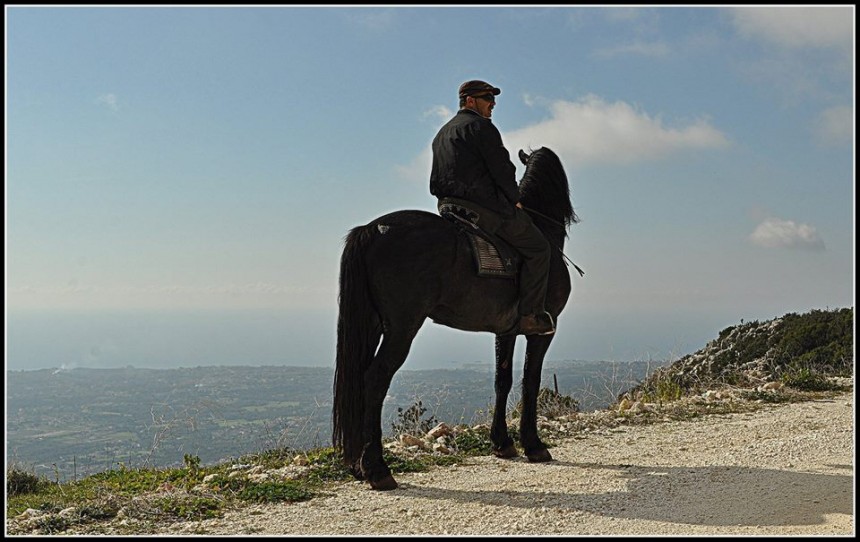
left=6, top=360, right=657, bottom=480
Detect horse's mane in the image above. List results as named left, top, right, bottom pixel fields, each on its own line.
left=518, top=147, right=579, bottom=228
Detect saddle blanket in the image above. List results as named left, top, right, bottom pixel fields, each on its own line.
left=439, top=202, right=518, bottom=279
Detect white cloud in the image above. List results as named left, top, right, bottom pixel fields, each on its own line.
left=393, top=105, right=453, bottom=182
left=813, top=105, right=853, bottom=147
left=726, top=7, right=852, bottom=106
left=728, top=6, right=853, bottom=51
left=395, top=144, right=433, bottom=183
left=506, top=95, right=730, bottom=166
left=96, top=93, right=119, bottom=112
left=749, top=217, right=825, bottom=251
left=398, top=94, right=730, bottom=180
left=422, top=104, right=452, bottom=123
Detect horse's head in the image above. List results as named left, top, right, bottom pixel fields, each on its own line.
left=518, top=147, right=579, bottom=229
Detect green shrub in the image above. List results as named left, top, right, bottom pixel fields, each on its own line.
left=512, top=387, right=580, bottom=419
left=7, top=466, right=46, bottom=496
left=390, top=400, right=440, bottom=437
left=780, top=365, right=839, bottom=391
left=304, top=447, right=353, bottom=483
left=154, top=495, right=223, bottom=519
left=633, top=372, right=685, bottom=404
left=451, top=426, right=493, bottom=455
left=237, top=481, right=313, bottom=504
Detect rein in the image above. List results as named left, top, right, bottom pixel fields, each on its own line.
left=521, top=205, right=586, bottom=278
left=520, top=205, right=565, bottom=229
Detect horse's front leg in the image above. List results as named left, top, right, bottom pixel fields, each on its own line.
left=490, top=334, right=518, bottom=458
left=520, top=334, right=554, bottom=462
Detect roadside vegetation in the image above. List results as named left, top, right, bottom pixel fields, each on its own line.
left=7, top=307, right=853, bottom=535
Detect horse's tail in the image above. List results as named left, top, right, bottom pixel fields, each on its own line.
left=332, top=224, right=382, bottom=469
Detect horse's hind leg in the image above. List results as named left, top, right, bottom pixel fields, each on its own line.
left=491, top=334, right=518, bottom=458
left=359, top=321, right=423, bottom=490
left=520, top=335, right=554, bottom=462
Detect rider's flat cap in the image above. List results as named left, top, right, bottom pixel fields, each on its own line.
left=458, top=80, right=501, bottom=98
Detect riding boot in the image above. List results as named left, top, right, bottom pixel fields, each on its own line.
left=518, top=312, right=555, bottom=336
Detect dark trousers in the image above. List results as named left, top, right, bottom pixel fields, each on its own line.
left=439, top=198, right=551, bottom=316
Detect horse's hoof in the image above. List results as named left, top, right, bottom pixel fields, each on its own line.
left=346, top=460, right=366, bottom=480
left=369, top=475, right=398, bottom=491
left=492, top=444, right=519, bottom=459
left=526, top=448, right=553, bottom=462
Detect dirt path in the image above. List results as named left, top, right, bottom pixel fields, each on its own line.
left=161, top=392, right=854, bottom=536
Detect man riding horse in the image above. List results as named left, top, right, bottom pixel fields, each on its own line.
left=430, top=79, right=555, bottom=336
left=334, top=79, right=579, bottom=490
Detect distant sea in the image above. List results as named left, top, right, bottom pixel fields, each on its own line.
left=6, top=307, right=731, bottom=372
left=6, top=309, right=339, bottom=371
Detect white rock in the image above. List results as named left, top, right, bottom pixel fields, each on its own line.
left=427, top=422, right=451, bottom=439
left=400, top=434, right=426, bottom=448
left=432, top=443, right=452, bottom=454
left=16, top=508, right=42, bottom=520
left=271, top=465, right=310, bottom=480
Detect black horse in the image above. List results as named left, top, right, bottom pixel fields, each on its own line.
left=333, top=146, right=579, bottom=490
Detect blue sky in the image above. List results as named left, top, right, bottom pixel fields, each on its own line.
left=5, top=6, right=855, bottom=371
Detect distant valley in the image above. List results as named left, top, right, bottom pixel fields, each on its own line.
left=6, top=361, right=658, bottom=480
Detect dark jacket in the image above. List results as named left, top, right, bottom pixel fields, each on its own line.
left=430, top=109, right=519, bottom=217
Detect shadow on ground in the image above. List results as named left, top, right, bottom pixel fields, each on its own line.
left=395, top=461, right=853, bottom=528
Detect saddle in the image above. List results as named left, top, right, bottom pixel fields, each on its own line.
left=439, top=201, right=519, bottom=279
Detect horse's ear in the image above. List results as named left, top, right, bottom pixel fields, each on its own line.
left=518, top=149, right=529, bottom=165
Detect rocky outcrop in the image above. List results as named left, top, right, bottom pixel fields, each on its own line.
left=646, top=318, right=782, bottom=389
left=625, top=308, right=853, bottom=399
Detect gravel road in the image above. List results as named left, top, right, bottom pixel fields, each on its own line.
left=163, top=392, right=854, bottom=536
